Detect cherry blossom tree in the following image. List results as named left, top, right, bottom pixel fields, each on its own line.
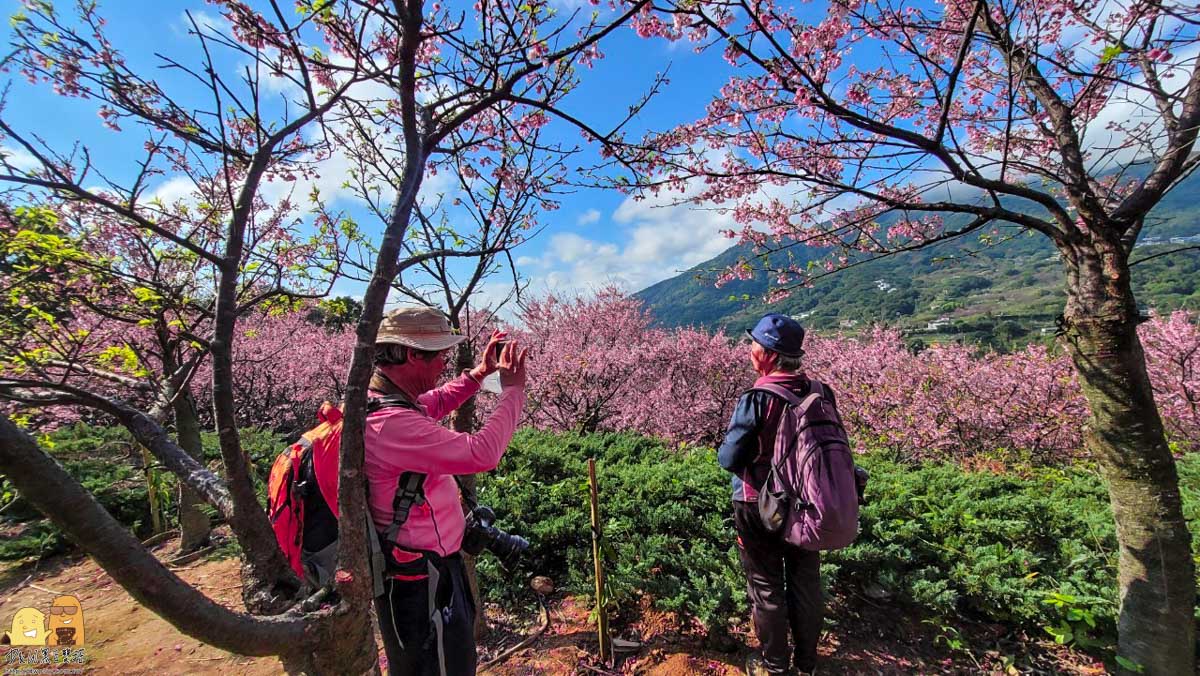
left=805, top=327, right=1089, bottom=459
left=602, top=0, right=1200, bottom=668
left=342, top=116, right=572, bottom=432
left=190, top=306, right=355, bottom=436
left=516, top=287, right=662, bottom=432
left=510, top=290, right=1103, bottom=456
left=1141, top=310, right=1200, bottom=451
left=0, top=0, right=650, bottom=672
left=0, top=1, right=367, bottom=667
left=0, top=177, right=337, bottom=551
left=623, top=325, right=753, bottom=444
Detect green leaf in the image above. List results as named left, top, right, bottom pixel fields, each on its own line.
left=1114, top=656, right=1144, bottom=673
left=132, top=286, right=163, bottom=305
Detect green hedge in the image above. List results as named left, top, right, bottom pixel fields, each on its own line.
left=7, top=424, right=1200, bottom=652
left=477, top=429, right=1200, bottom=646
left=0, top=424, right=284, bottom=560
left=475, top=430, right=743, bottom=628
left=0, top=424, right=150, bottom=559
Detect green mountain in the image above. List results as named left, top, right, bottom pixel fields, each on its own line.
left=635, top=174, right=1200, bottom=351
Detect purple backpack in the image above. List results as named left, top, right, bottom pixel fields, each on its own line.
left=752, top=381, right=860, bottom=550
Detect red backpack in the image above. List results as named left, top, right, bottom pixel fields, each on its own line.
left=267, top=401, right=344, bottom=581
left=266, top=395, right=421, bottom=587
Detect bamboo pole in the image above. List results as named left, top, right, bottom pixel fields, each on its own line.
left=588, top=457, right=611, bottom=663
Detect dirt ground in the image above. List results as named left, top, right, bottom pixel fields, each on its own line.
left=0, top=534, right=1103, bottom=675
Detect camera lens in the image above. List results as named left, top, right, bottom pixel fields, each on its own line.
left=462, top=504, right=528, bottom=568
left=487, top=530, right=529, bottom=570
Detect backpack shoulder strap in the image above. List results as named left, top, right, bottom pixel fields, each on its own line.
left=749, top=383, right=801, bottom=406
left=751, top=383, right=823, bottom=416
left=367, top=392, right=428, bottom=547
left=384, top=471, right=426, bottom=545
left=367, top=393, right=420, bottom=413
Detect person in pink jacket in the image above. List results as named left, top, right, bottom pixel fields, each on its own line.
left=364, top=306, right=528, bottom=676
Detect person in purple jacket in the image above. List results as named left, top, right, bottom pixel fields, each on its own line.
left=364, top=306, right=528, bottom=676
left=718, top=313, right=836, bottom=676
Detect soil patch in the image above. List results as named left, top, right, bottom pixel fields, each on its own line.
left=0, top=535, right=1102, bottom=674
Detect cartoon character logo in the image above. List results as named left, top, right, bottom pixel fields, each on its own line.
left=3, top=607, right=47, bottom=646
left=46, top=595, right=85, bottom=646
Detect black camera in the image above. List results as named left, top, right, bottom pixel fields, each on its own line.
left=461, top=505, right=529, bottom=569
left=854, top=465, right=870, bottom=505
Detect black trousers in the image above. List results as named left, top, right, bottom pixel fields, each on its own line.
left=733, top=501, right=822, bottom=673
left=374, top=554, right=476, bottom=676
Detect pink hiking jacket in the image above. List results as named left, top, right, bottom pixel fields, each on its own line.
left=364, top=370, right=525, bottom=557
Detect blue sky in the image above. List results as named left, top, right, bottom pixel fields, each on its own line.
left=6, top=1, right=1187, bottom=316
left=0, top=0, right=748, bottom=311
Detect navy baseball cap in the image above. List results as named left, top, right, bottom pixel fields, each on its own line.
left=746, top=313, right=806, bottom=357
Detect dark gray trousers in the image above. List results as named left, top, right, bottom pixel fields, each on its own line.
left=733, top=501, right=822, bottom=673
left=374, top=555, right=476, bottom=676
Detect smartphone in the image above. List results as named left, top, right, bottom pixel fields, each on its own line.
left=491, top=340, right=511, bottom=360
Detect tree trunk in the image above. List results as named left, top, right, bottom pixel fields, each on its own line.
left=174, top=391, right=212, bottom=552
left=451, top=340, right=488, bottom=640
left=290, top=610, right=378, bottom=676
left=1061, top=247, right=1195, bottom=674
left=332, top=110, right=430, bottom=674
left=452, top=340, right=480, bottom=433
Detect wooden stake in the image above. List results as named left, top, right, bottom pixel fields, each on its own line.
left=588, top=457, right=611, bottom=663
left=140, top=445, right=162, bottom=534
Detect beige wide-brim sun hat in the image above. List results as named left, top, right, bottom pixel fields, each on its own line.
left=375, top=306, right=467, bottom=351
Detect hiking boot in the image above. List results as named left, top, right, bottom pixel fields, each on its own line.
left=745, top=655, right=771, bottom=676
left=745, top=655, right=791, bottom=676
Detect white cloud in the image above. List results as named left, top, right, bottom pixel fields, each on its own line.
left=576, top=208, right=601, bottom=226
left=261, top=70, right=305, bottom=97
left=150, top=175, right=200, bottom=206
left=172, top=10, right=233, bottom=39
left=190, top=11, right=232, bottom=35
left=0, top=145, right=38, bottom=172
left=1079, top=46, right=1200, bottom=172
left=525, top=193, right=737, bottom=295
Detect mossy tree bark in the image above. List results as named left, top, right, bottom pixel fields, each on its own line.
left=174, top=391, right=212, bottom=553
left=1060, top=240, right=1195, bottom=675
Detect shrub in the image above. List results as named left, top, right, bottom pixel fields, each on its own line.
left=200, top=426, right=287, bottom=498
left=475, top=429, right=745, bottom=629
left=476, top=430, right=1200, bottom=644
left=0, top=424, right=289, bottom=561
left=1, top=424, right=152, bottom=560
left=830, top=457, right=1119, bottom=634
left=9, top=422, right=1200, bottom=649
